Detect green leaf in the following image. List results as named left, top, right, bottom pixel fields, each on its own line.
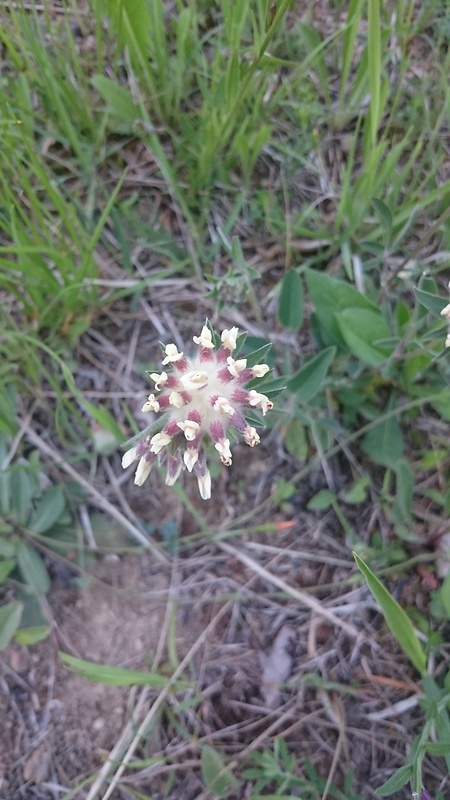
left=59, top=653, right=191, bottom=688
left=0, top=601, right=23, bottom=650
left=394, top=459, right=413, bottom=524
left=374, top=764, right=413, bottom=796
left=9, top=468, right=35, bottom=523
left=83, top=401, right=125, bottom=445
left=371, top=197, right=392, bottom=232
left=101, top=0, right=151, bottom=70
left=0, top=558, right=15, bottom=584
left=30, top=485, right=66, bottom=534
left=353, top=553, right=426, bottom=674
left=341, top=476, right=369, bottom=505
left=425, top=741, right=450, bottom=756
left=287, top=347, right=336, bottom=402
left=283, top=419, right=308, bottom=460
left=362, top=407, right=404, bottom=468
left=91, top=76, right=140, bottom=133
left=414, top=287, right=448, bottom=317
left=201, top=745, right=240, bottom=798
left=307, top=489, right=334, bottom=510
left=305, top=268, right=376, bottom=346
left=241, top=341, right=274, bottom=368
left=15, top=625, right=51, bottom=645
left=17, top=541, right=51, bottom=594
left=440, top=573, right=450, bottom=618
left=278, top=270, right=303, bottom=330
left=336, top=308, right=394, bottom=365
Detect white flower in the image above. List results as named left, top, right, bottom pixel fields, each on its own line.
left=446, top=334, right=450, bottom=348
left=162, top=343, right=183, bottom=365
left=169, top=391, right=185, bottom=408
left=221, top=327, right=239, bottom=351
left=227, top=356, right=247, bottom=377
left=184, top=449, right=199, bottom=472
left=134, top=457, right=152, bottom=486
left=248, top=390, right=274, bottom=416
left=122, top=446, right=138, bottom=469
left=165, top=461, right=183, bottom=486
left=213, top=396, right=234, bottom=415
left=149, top=371, right=168, bottom=391
left=142, top=394, right=160, bottom=413
left=440, top=303, right=450, bottom=320
left=251, top=364, right=270, bottom=378
left=177, top=420, right=200, bottom=441
left=193, top=325, right=214, bottom=349
left=215, top=438, right=232, bottom=465
left=197, top=470, right=211, bottom=500
left=180, top=370, right=209, bottom=390
left=244, top=426, right=260, bottom=447
left=150, top=432, right=172, bottom=453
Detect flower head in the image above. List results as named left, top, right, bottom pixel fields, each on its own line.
left=122, top=323, right=274, bottom=499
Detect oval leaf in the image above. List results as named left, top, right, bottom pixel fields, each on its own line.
left=0, top=601, right=23, bottom=650
left=336, top=308, right=394, bottom=365
left=30, top=485, right=66, bottom=534
left=278, top=271, right=303, bottom=330
left=17, top=541, right=51, bottom=595
left=353, top=553, right=426, bottom=674
left=414, top=287, right=448, bottom=317
left=287, top=347, right=336, bottom=403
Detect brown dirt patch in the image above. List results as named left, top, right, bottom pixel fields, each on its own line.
left=0, top=555, right=169, bottom=799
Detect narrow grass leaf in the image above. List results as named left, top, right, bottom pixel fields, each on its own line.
left=353, top=553, right=426, bottom=674
left=375, top=764, right=413, bottom=796
left=339, top=0, right=363, bottom=104
left=368, top=0, right=381, bottom=146
left=425, top=742, right=450, bottom=756
left=59, top=652, right=191, bottom=688
left=278, top=270, right=303, bottom=330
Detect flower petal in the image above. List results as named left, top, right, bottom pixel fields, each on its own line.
left=177, top=420, right=200, bottom=441
left=150, top=432, right=172, bottom=453
left=122, top=446, right=138, bottom=469
left=149, top=371, right=168, bottom=391
left=221, top=327, right=239, bottom=351
left=162, top=344, right=184, bottom=365
left=197, top=469, right=211, bottom=500
left=134, top=457, right=152, bottom=486
left=193, top=325, right=214, bottom=349
left=142, top=393, right=160, bottom=413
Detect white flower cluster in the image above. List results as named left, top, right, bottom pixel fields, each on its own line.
left=122, top=325, right=273, bottom=500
